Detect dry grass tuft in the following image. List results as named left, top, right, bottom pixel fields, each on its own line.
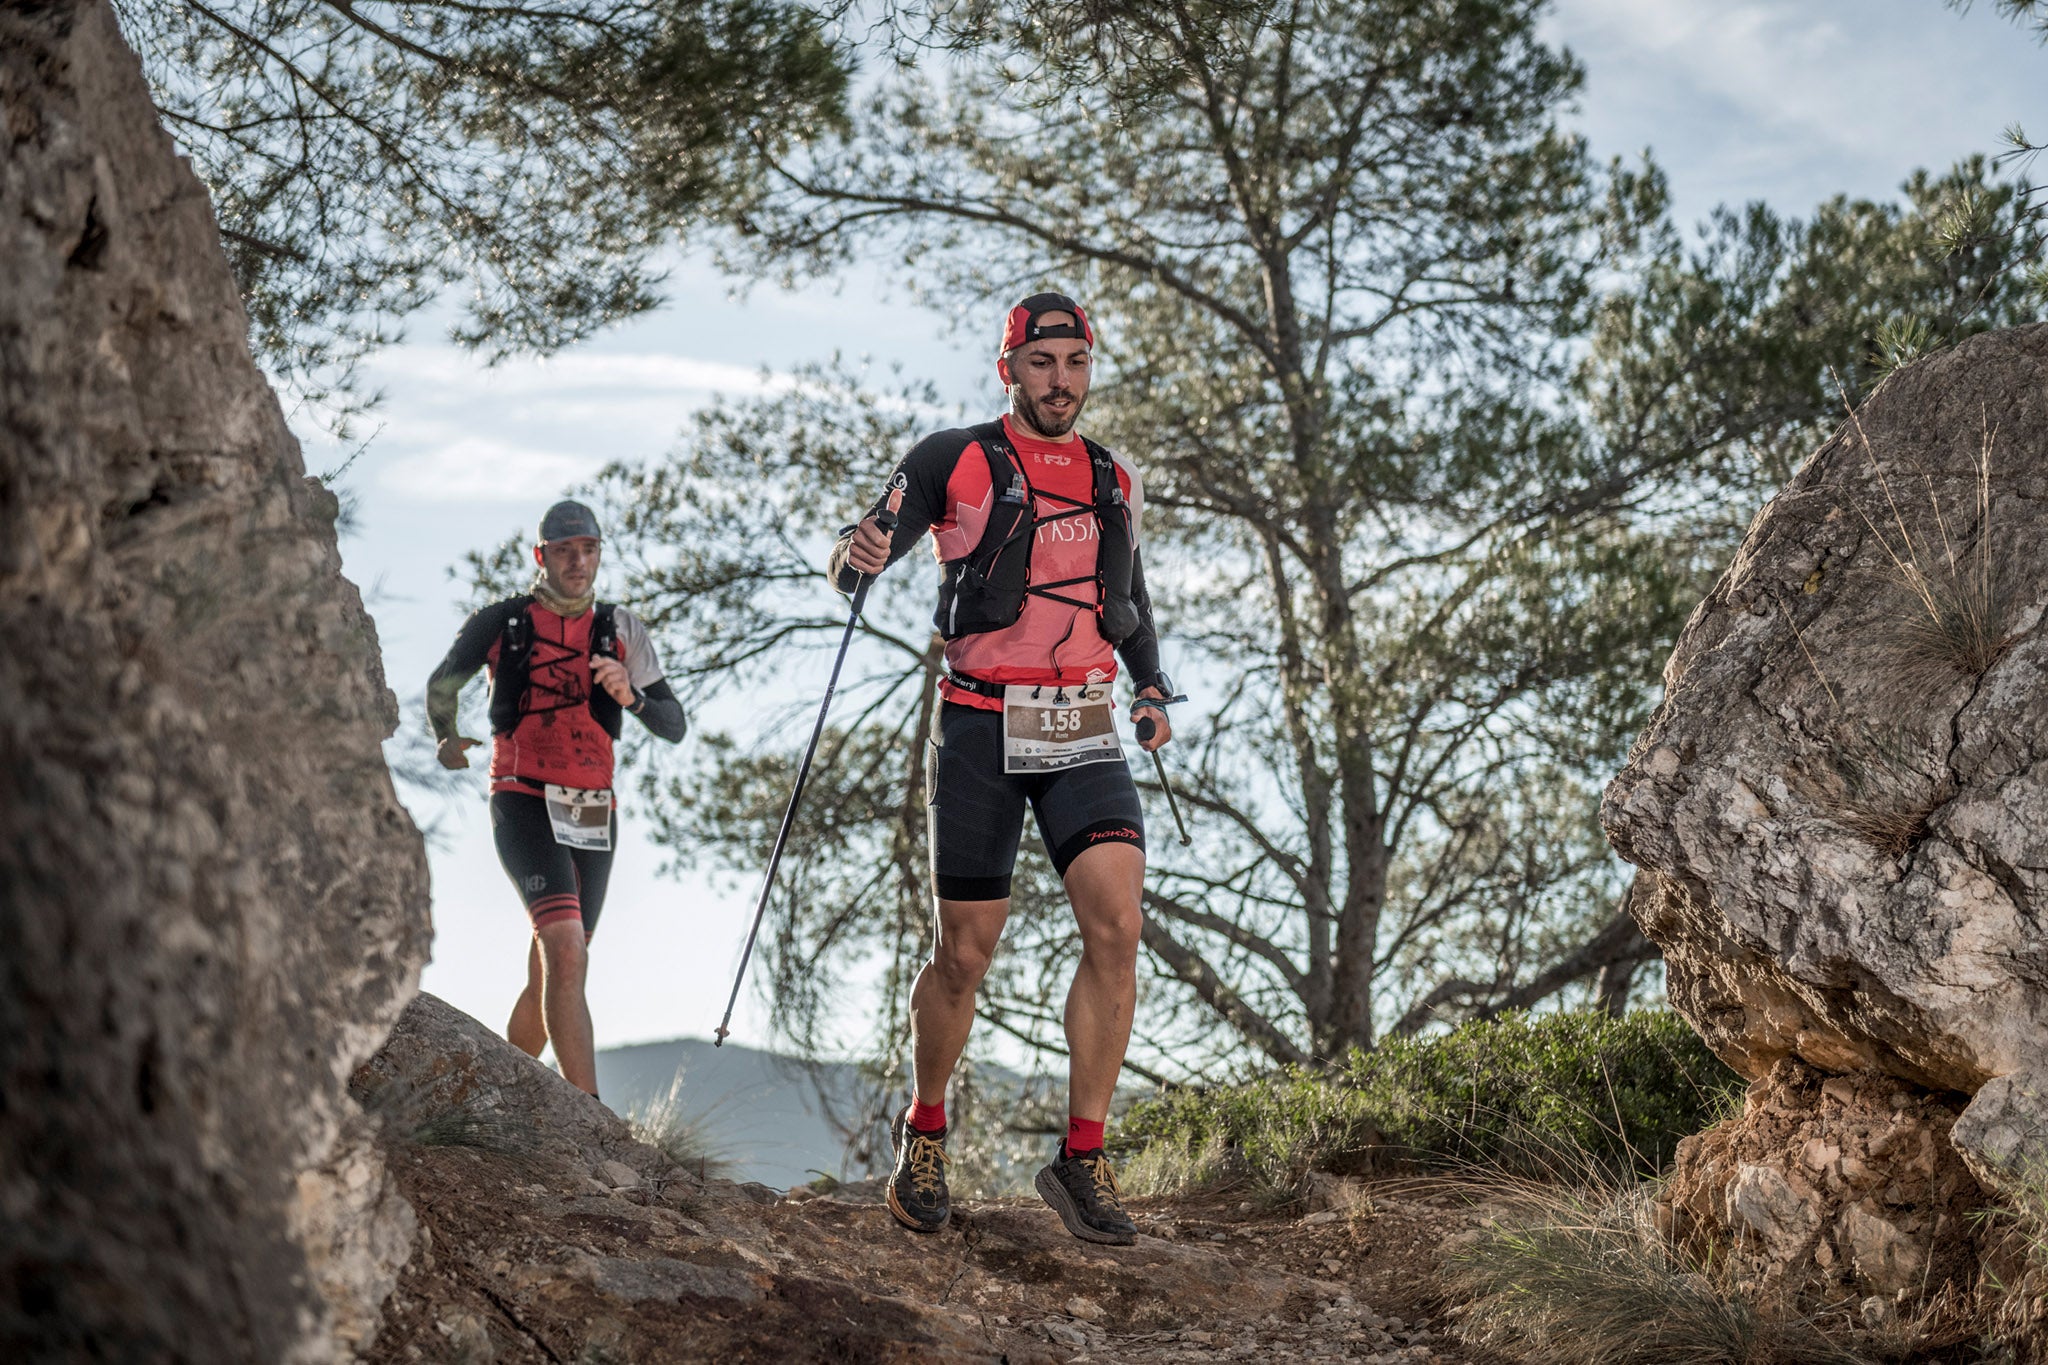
left=1440, top=1173, right=1942, bottom=1364
left=1974, top=1162, right=2048, bottom=1362
left=624, top=1073, right=732, bottom=1178
left=1118, top=1131, right=1242, bottom=1200
left=1809, top=720, right=1954, bottom=860
left=1844, top=402, right=2013, bottom=686
left=356, top=1074, right=547, bottom=1161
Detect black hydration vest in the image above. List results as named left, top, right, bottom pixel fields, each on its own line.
left=487, top=597, right=624, bottom=739
left=934, top=422, right=1140, bottom=644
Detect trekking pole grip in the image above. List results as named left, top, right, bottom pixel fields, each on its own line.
left=848, top=495, right=901, bottom=618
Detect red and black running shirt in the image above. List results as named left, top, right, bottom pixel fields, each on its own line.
left=426, top=599, right=683, bottom=794
left=830, top=415, right=1163, bottom=711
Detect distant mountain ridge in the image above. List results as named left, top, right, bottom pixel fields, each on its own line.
left=594, top=1036, right=874, bottom=1189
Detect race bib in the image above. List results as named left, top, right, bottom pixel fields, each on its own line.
left=1002, top=683, right=1123, bottom=773
left=544, top=784, right=613, bottom=851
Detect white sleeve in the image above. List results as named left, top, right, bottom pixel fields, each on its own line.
left=1114, top=450, right=1144, bottom=542
left=614, top=607, right=666, bottom=690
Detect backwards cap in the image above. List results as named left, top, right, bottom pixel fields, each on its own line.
left=537, top=499, right=602, bottom=544
left=999, top=292, right=1094, bottom=357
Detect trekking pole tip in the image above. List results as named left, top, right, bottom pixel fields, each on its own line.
left=713, top=1025, right=728, bottom=1047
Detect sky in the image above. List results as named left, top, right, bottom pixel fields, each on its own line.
left=298, top=0, right=2048, bottom=1062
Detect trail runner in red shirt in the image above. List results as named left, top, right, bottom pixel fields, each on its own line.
left=427, top=501, right=686, bottom=1097
left=830, top=292, right=1177, bottom=1246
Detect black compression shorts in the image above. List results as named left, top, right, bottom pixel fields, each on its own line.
left=927, top=700, right=1145, bottom=901
left=490, top=790, right=615, bottom=937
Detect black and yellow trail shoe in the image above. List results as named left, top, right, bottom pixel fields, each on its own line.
left=886, top=1106, right=952, bottom=1233
left=1035, top=1145, right=1137, bottom=1245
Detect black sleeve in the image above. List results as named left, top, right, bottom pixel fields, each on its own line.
left=425, top=600, right=514, bottom=742
left=630, top=678, right=687, bottom=744
left=1116, top=545, right=1164, bottom=688
left=828, top=428, right=977, bottom=594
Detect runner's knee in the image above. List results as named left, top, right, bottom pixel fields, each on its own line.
left=536, top=922, right=589, bottom=980
left=932, top=935, right=995, bottom=991
left=1078, top=903, right=1141, bottom=965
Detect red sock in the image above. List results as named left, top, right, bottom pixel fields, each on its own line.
left=1065, top=1116, right=1105, bottom=1155
left=909, top=1096, right=947, bottom=1134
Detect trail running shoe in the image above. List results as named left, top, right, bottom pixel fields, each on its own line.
left=1035, top=1145, right=1137, bottom=1245
left=886, top=1106, right=952, bottom=1233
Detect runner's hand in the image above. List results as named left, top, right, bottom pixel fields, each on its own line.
left=1133, top=686, right=1173, bottom=753
left=591, top=655, right=636, bottom=705
left=437, top=735, right=481, bottom=769
left=846, top=487, right=905, bottom=575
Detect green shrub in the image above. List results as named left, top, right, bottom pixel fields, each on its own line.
left=1115, top=1010, right=1741, bottom=1191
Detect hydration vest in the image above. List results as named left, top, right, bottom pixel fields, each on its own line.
left=934, top=422, right=1139, bottom=644
left=487, top=597, right=624, bottom=739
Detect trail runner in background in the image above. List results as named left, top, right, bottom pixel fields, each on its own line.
left=427, top=501, right=687, bottom=1097
left=830, top=292, right=1178, bottom=1246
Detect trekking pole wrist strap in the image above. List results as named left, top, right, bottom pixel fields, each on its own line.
left=1129, top=688, right=1188, bottom=718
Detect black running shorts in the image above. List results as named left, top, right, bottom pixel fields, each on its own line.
left=490, top=790, right=615, bottom=937
left=927, top=701, right=1145, bottom=901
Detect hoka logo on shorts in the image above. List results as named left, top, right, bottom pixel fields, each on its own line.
left=1088, top=826, right=1141, bottom=842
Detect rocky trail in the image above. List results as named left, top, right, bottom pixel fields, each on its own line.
left=362, top=997, right=1499, bottom=1365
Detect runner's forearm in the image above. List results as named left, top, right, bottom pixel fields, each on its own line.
left=1114, top=547, right=1163, bottom=684
left=426, top=606, right=503, bottom=740
left=830, top=431, right=963, bottom=593
left=631, top=678, right=687, bottom=743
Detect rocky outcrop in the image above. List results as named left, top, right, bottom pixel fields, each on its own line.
left=1660, top=1059, right=1985, bottom=1301
left=0, top=3, right=431, bottom=1360
left=362, top=995, right=1449, bottom=1364
left=1603, top=324, right=2048, bottom=1291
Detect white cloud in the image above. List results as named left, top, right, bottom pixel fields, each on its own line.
left=364, top=345, right=795, bottom=401
left=377, top=434, right=597, bottom=504
left=1549, top=0, right=2047, bottom=220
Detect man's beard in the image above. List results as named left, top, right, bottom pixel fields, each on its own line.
left=1013, top=385, right=1084, bottom=437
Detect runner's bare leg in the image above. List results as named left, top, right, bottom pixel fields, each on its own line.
left=508, top=935, right=546, bottom=1057
left=1062, top=842, right=1145, bottom=1126
left=535, top=918, right=598, bottom=1094
left=909, top=898, right=1010, bottom=1108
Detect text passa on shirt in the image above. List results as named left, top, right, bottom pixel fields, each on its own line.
left=931, top=417, right=1143, bottom=711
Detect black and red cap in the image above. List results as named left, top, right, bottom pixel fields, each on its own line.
left=999, top=291, right=1094, bottom=356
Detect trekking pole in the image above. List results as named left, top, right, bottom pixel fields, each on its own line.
left=714, top=491, right=901, bottom=1046
left=1133, top=704, right=1192, bottom=847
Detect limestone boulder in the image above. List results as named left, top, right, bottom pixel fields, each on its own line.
left=1603, top=323, right=2048, bottom=1190
left=0, top=3, right=431, bottom=1360
left=1661, top=1060, right=1984, bottom=1301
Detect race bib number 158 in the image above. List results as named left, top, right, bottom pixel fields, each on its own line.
left=1002, top=684, right=1123, bottom=773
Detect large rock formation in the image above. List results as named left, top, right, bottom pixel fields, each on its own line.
left=0, top=2, right=431, bottom=1359
left=1603, top=324, right=2048, bottom=1294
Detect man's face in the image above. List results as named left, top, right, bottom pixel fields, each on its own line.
left=1003, top=319, right=1092, bottom=438
left=537, top=536, right=600, bottom=598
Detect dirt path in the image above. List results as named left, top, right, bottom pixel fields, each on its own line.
left=362, top=997, right=1507, bottom=1364
left=370, top=1142, right=1505, bottom=1364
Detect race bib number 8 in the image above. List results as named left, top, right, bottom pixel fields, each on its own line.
left=544, top=784, right=614, bottom=851
left=1002, top=684, right=1123, bottom=773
